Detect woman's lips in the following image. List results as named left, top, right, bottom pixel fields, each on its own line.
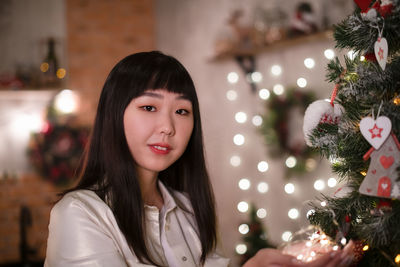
left=149, top=143, right=171, bottom=155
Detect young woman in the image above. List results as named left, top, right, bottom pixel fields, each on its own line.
left=45, top=51, right=353, bottom=267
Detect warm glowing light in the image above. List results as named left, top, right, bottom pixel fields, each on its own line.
left=227, top=72, right=239, bottom=84
left=321, top=201, right=327, bottom=207
left=314, top=180, right=325, bottom=191
left=297, top=255, right=304, bottom=260
left=257, top=161, right=269, bottom=172
left=394, top=96, right=400, bottom=105
left=226, top=90, right=238, bottom=101
left=327, top=177, right=337, bottom=188
left=333, top=245, right=339, bottom=251
left=284, top=183, right=295, bottom=194
left=360, top=55, right=366, bottom=61
left=288, top=208, right=299, bottom=219
left=324, top=49, right=335, bottom=59
left=238, top=178, right=251, bottom=190
left=285, top=156, right=297, bottom=168
left=273, top=84, right=285, bottom=95
left=282, top=231, right=292, bottom=242
left=56, top=68, right=66, bottom=79
left=12, top=113, right=44, bottom=133
left=237, top=201, right=249, bottom=213
left=304, top=58, right=315, bottom=69
left=252, top=115, right=263, bottom=126
left=251, top=72, right=263, bottom=83
left=362, top=245, right=369, bottom=251
left=233, top=134, right=245, bottom=146
left=230, top=155, right=241, bottom=167
left=271, top=65, right=282, bottom=76
left=238, top=224, right=250, bottom=235
left=341, top=237, right=347, bottom=246
left=297, top=77, right=307, bottom=88
left=236, top=244, right=247, bottom=254
left=306, top=241, right=312, bottom=247
left=54, top=89, right=78, bottom=114
left=40, top=62, right=49, bottom=72
left=257, top=208, right=267, bottom=218
left=361, top=171, right=367, bottom=176
left=257, top=182, right=269, bottom=193
left=395, top=254, right=400, bottom=263
left=235, top=112, right=247, bottom=123
left=259, top=88, right=271, bottom=100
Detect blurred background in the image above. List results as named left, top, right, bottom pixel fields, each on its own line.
left=0, top=0, right=356, bottom=266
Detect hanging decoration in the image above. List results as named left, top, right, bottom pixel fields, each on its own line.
left=261, top=88, right=316, bottom=175
left=27, top=94, right=89, bottom=187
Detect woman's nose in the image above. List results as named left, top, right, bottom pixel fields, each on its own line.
left=159, top=113, right=175, bottom=136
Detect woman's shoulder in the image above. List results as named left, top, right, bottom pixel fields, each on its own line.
left=51, top=189, right=111, bottom=222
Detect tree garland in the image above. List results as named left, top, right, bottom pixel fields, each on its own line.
left=260, top=88, right=317, bottom=176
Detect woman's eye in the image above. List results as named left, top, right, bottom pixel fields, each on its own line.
left=141, top=106, right=156, bottom=112
left=176, top=109, right=189, bottom=115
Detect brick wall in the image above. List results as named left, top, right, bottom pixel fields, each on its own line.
left=66, top=0, right=155, bottom=124
left=0, top=0, right=154, bottom=263
left=0, top=174, right=59, bottom=263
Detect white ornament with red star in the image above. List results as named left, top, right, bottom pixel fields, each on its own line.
left=359, top=115, right=391, bottom=149
left=374, top=36, right=388, bottom=71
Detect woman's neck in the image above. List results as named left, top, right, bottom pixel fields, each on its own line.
left=137, top=169, right=164, bottom=210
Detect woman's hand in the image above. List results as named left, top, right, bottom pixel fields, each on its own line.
left=242, top=240, right=355, bottom=267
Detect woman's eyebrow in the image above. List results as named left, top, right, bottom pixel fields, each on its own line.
left=140, top=91, right=190, bottom=101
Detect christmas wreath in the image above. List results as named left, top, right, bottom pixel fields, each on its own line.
left=260, top=88, right=316, bottom=175
left=27, top=102, right=89, bottom=187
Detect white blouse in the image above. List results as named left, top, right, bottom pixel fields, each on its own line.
left=44, top=181, right=230, bottom=267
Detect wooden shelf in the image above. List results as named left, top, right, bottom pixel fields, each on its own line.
left=211, top=30, right=334, bottom=61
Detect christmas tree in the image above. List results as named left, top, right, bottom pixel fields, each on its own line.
left=302, top=1, right=400, bottom=266
left=239, top=205, right=275, bottom=265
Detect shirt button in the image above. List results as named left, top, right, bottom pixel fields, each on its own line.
left=182, top=256, right=187, bottom=261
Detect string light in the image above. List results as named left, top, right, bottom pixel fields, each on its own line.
left=226, top=90, right=238, bottom=101
left=297, top=77, right=307, bottom=88
left=273, top=84, right=285, bottom=95
left=256, top=208, right=267, bottom=218
left=304, top=58, right=315, bottom=69
left=235, top=112, right=247, bottom=123
left=306, top=209, right=315, bottom=218
left=230, top=155, right=241, bottom=167
left=271, top=65, right=282, bottom=76
left=321, top=201, right=327, bottom=207
left=227, top=72, right=239, bottom=84
left=288, top=208, right=299, bottom=219
left=233, top=134, right=245, bottom=146
left=257, top=182, right=269, bottom=193
left=251, top=72, right=263, bottom=83
left=238, top=178, right=251, bottom=190
left=252, top=115, right=263, bottom=126
left=236, top=244, right=247, bottom=254
left=40, top=62, right=49, bottom=72
left=360, top=171, right=367, bottom=176
left=362, top=245, right=369, bottom=251
left=238, top=224, right=250, bottom=234
left=285, top=156, right=297, bottom=168
left=259, top=88, right=271, bottom=100
left=360, top=55, right=366, bottom=61
left=314, top=179, right=325, bottom=191
left=327, top=177, right=337, bottom=187
left=393, top=95, right=400, bottom=105
left=257, top=161, right=269, bottom=172
left=324, top=49, right=335, bottom=59
left=305, top=158, right=317, bottom=171
left=284, top=183, right=295, bottom=194
left=395, top=254, right=400, bottom=263
left=282, top=231, right=292, bottom=242
left=237, top=201, right=249, bottom=213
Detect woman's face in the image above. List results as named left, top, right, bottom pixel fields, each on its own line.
left=123, top=89, right=194, bottom=178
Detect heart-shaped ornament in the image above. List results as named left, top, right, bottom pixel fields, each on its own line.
left=360, top=116, right=391, bottom=149
left=354, top=0, right=372, bottom=12
left=374, top=37, right=388, bottom=71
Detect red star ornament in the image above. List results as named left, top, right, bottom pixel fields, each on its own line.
left=369, top=123, right=383, bottom=139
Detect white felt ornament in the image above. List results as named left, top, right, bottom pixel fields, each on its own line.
left=303, top=100, right=343, bottom=146
left=374, top=37, right=388, bottom=71
left=359, top=116, right=391, bottom=149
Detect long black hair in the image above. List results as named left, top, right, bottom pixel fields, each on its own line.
left=69, top=51, right=216, bottom=265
